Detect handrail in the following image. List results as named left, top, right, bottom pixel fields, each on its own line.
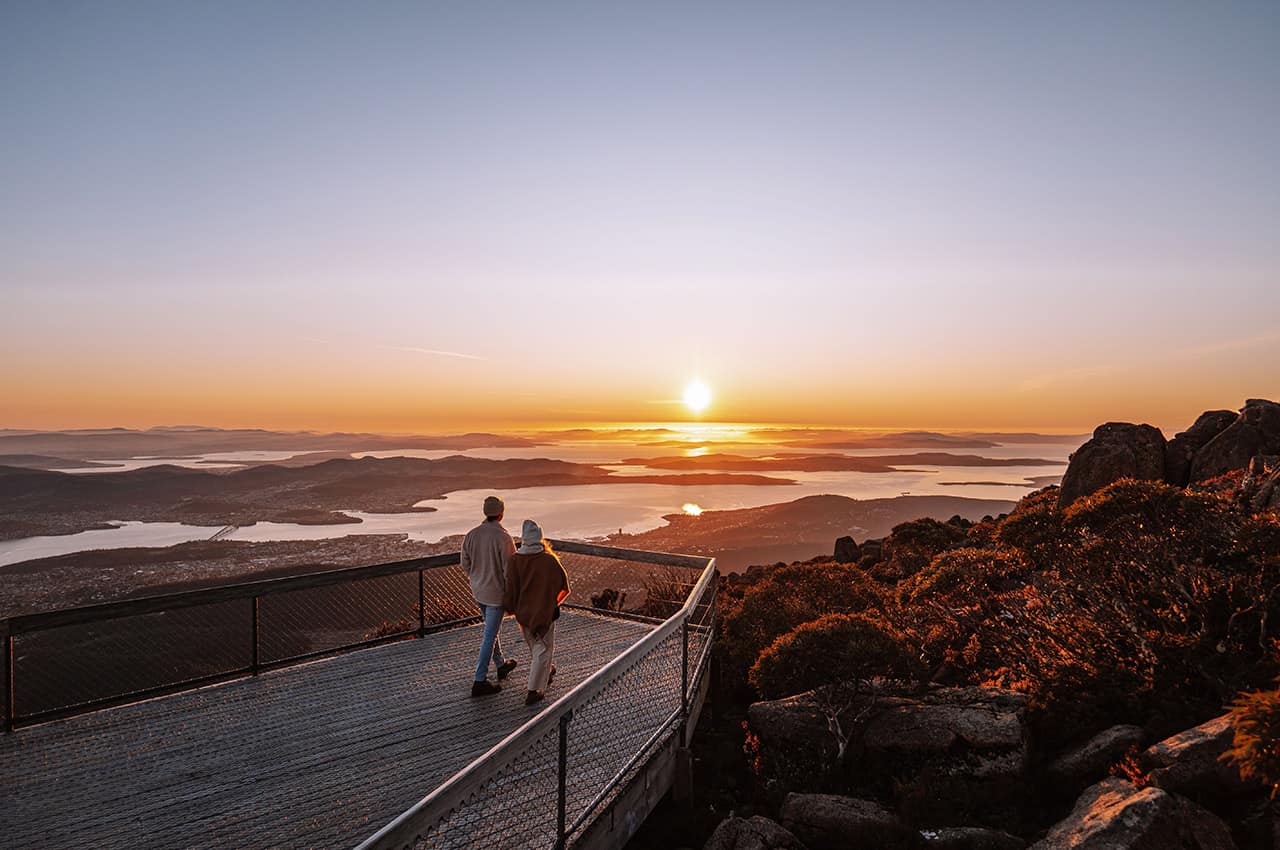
left=355, top=543, right=717, bottom=850
left=4, top=553, right=461, bottom=635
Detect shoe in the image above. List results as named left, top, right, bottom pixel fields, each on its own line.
left=525, top=690, right=545, bottom=706
left=496, top=659, right=518, bottom=681
left=547, top=665, right=556, bottom=685
left=471, top=680, right=501, bottom=697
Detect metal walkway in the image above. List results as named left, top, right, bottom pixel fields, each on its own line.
left=0, top=611, right=652, bottom=850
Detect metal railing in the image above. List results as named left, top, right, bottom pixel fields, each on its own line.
left=357, top=542, right=717, bottom=850
left=2, top=552, right=478, bottom=731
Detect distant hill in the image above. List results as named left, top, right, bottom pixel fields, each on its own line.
left=612, top=493, right=1016, bottom=571
left=0, top=455, right=793, bottom=541
left=0, top=427, right=543, bottom=462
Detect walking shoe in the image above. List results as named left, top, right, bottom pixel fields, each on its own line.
left=525, top=690, right=545, bottom=706
left=496, top=659, right=518, bottom=680
left=471, top=680, right=501, bottom=697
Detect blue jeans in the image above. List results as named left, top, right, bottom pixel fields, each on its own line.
left=474, top=604, right=507, bottom=682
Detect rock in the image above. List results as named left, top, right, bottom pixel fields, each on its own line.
left=1191, top=398, right=1280, bottom=482
left=750, top=686, right=1029, bottom=824
left=704, top=816, right=808, bottom=850
left=834, top=536, right=860, bottom=563
left=1059, top=423, right=1167, bottom=506
left=1250, top=464, right=1280, bottom=511
left=1164, top=410, right=1236, bottom=486
left=780, top=793, right=924, bottom=850
left=921, top=827, right=1024, bottom=850
left=1143, top=713, right=1255, bottom=796
left=861, top=686, right=1029, bottom=778
left=1029, top=778, right=1236, bottom=850
left=1046, top=724, right=1145, bottom=789
left=748, top=692, right=841, bottom=784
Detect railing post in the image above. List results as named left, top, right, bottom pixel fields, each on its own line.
left=4, top=628, right=13, bottom=734
left=418, top=569, right=426, bottom=637
left=680, top=618, right=689, bottom=747
left=556, top=709, right=573, bottom=849
left=251, top=596, right=260, bottom=675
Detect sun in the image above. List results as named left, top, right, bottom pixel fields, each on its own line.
left=683, top=380, right=712, bottom=414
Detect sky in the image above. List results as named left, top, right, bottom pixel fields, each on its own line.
left=2, top=1, right=1278, bottom=434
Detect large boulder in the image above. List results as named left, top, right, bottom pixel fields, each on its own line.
left=1059, top=423, right=1167, bottom=506
left=749, top=687, right=1029, bottom=824
left=748, top=692, right=841, bottom=788
left=1046, top=724, right=1146, bottom=790
left=704, top=816, right=808, bottom=850
left=921, top=827, right=1025, bottom=850
left=834, top=536, right=860, bottom=563
left=780, top=793, right=924, bottom=850
left=1190, top=399, right=1280, bottom=482
left=1164, top=410, right=1237, bottom=486
left=1142, top=713, right=1255, bottom=796
left=1029, top=778, right=1236, bottom=850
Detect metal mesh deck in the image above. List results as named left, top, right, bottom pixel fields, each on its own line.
left=0, top=611, right=653, bottom=850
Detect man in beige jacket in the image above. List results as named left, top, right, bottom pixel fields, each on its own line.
left=461, top=496, right=518, bottom=696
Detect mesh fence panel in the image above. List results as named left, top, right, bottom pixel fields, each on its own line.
left=258, top=571, right=419, bottom=664
left=563, top=627, right=684, bottom=837
left=420, top=564, right=480, bottom=627
left=413, top=722, right=561, bottom=850
left=556, top=551, right=700, bottom=621
left=11, top=599, right=252, bottom=720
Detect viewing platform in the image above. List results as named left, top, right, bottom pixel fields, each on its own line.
left=0, top=542, right=717, bottom=850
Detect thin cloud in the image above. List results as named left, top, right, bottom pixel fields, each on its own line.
left=378, top=344, right=486, bottom=361
left=1181, top=329, right=1280, bottom=357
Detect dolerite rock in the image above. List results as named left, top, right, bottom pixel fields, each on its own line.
left=703, top=816, right=808, bottom=850
left=921, top=827, right=1025, bottom=850
left=780, top=794, right=924, bottom=850
left=1059, top=423, right=1167, bottom=506
left=834, top=536, right=860, bottom=563
left=862, top=687, right=1029, bottom=824
left=1165, top=410, right=1237, bottom=486
left=1142, top=713, right=1255, bottom=796
left=1191, top=399, right=1280, bottom=482
left=748, top=693, right=841, bottom=788
left=860, top=686, right=1029, bottom=779
left=750, top=686, right=1029, bottom=824
left=1046, top=724, right=1146, bottom=789
left=1258, top=467, right=1280, bottom=510
left=1029, top=778, right=1236, bottom=850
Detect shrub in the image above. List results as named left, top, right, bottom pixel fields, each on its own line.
left=880, top=517, right=968, bottom=578
left=1226, top=682, right=1280, bottom=797
left=720, top=563, right=885, bottom=684
left=750, top=613, right=921, bottom=759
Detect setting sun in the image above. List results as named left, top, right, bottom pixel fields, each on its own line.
left=683, top=381, right=712, bottom=414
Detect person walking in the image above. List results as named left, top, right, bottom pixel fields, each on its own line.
left=461, top=495, right=518, bottom=697
left=504, top=519, right=570, bottom=706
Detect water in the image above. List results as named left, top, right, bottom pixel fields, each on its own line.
left=0, top=440, right=1075, bottom=566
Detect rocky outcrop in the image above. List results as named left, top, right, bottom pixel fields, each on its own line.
left=1029, top=778, right=1236, bottom=850
left=704, top=815, right=809, bottom=850
left=1164, top=411, right=1236, bottom=486
left=1190, top=399, right=1280, bottom=482
left=834, top=536, right=860, bottom=563
left=921, top=827, right=1024, bottom=850
left=1142, top=713, right=1255, bottom=796
left=780, top=793, right=924, bottom=850
left=1046, top=724, right=1145, bottom=790
left=1059, top=423, right=1167, bottom=506
left=749, top=687, right=1028, bottom=824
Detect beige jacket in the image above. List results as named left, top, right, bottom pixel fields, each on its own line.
left=461, top=520, right=516, bottom=606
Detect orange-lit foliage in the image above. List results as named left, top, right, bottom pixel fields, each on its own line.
left=1226, top=676, right=1280, bottom=797
left=723, top=479, right=1280, bottom=751
left=720, top=563, right=886, bottom=686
